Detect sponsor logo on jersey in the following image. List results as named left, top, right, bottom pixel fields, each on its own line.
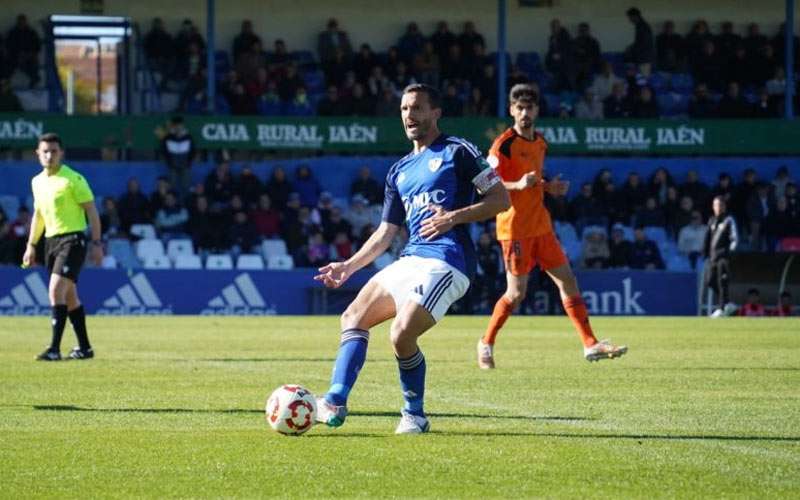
left=402, top=189, right=446, bottom=217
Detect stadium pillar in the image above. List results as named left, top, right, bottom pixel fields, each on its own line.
left=496, top=0, right=507, bottom=117
left=786, top=0, right=795, bottom=119
left=206, top=0, right=216, bottom=114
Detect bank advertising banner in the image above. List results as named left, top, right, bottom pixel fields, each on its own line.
left=0, top=268, right=697, bottom=316
left=0, top=113, right=795, bottom=155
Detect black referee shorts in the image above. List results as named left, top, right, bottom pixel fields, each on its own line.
left=45, top=232, right=87, bottom=283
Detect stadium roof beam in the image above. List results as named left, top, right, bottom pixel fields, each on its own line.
left=786, top=0, right=795, bottom=119
left=496, top=0, right=507, bottom=118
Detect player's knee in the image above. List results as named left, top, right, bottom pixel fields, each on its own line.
left=340, top=304, right=364, bottom=330
left=506, top=290, right=525, bottom=306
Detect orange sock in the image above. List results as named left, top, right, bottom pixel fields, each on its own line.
left=562, top=295, right=598, bottom=348
left=483, top=296, right=514, bottom=345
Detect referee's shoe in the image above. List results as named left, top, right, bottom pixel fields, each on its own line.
left=67, top=346, right=94, bottom=360
left=36, top=348, right=61, bottom=361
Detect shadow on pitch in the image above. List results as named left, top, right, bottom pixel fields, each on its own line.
left=625, top=366, right=800, bottom=372
left=310, top=430, right=800, bottom=442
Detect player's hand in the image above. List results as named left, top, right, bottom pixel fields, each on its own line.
left=517, top=172, right=538, bottom=190
left=420, top=204, right=455, bottom=240
left=546, top=174, right=570, bottom=197
left=89, top=242, right=104, bottom=266
left=314, top=261, right=352, bottom=289
left=21, top=243, right=36, bottom=268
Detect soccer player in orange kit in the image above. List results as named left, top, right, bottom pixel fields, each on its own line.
left=477, top=84, right=628, bottom=368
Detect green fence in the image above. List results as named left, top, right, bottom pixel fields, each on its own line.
left=1, top=114, right=797, bottom=155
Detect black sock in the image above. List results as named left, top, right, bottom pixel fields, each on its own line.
left=68, top=305, right=91, bottom=351
left=50, top=305, right=68, bottom=352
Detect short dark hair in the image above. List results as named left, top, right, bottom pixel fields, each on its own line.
left=402, top=83, right=441, bottom=109
left=38, top=132, right=62, bottom=148
left=626, top=7, right=641, bottom=17
left=509, top=83, right=539, bottom=105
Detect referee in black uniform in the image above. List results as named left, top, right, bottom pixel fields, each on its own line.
left=22, top=133, right=103, bottom=360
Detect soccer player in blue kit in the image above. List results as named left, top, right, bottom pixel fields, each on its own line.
left=314, top=84, right=511, bottom=434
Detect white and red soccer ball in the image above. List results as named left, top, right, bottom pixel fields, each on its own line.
left=265, top=385, right=317, bottom=435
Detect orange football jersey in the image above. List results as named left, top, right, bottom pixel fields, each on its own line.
left=488, top=128, right=552, bottom=240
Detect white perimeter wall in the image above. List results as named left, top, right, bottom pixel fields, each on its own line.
left=1, top=0, right=795, bottom=57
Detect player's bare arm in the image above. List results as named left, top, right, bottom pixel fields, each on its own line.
left=315, top=221, right=400, bottom=288
left=420, top=182, right=510, bottom=240
left=22, top=208, right=45, bottom=268
left=81, top=201, right=104, bottom=265
left=503, top=172, right=539, bottom=191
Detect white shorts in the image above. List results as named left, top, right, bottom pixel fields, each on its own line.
left=372, top=255, right=470, bottom=322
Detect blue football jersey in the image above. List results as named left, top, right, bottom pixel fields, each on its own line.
left=381, top=134, right=499, bottom=277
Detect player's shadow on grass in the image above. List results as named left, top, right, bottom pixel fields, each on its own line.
left=350, top=410, right=592, bottom=422
left=626, top=366, right=800, bottom=372
left=311, top=431, right=800, bottom=442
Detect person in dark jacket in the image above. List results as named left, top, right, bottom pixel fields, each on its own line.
left=703, top=196, right=740, bottom=317
left=630, top=226, right=664, bottom=269
left=625, top=7, right=654, bottom=73
left=160, top=116, right=195, bottom=196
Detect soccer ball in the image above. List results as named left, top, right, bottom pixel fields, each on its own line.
left=265, top=385, right=317, bottom=435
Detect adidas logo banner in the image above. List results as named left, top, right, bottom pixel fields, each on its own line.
left=201, top=273, right=276, bottom=316
left=0, top=271, right=51, bottom=315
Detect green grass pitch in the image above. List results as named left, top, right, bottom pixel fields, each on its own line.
left=1, top=315, right=798, bottom=498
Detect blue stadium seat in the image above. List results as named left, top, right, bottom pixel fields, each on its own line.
left=286, top=101, right=314, bottom=116
left=643, top=226, right=668, bottom=247
left=107, top=238, right=140, bottom=269
left=657, top=92, right=689, bottom=117
left=215, top=95, right=231, bottom=114
left=670, top=73, right=694, bottom=93
left=257, top=97, right=282, bottom=116
left=666, top=253, right=692, bottom=271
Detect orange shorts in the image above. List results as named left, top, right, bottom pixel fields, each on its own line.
left=500, top=232, right=568, bottom=276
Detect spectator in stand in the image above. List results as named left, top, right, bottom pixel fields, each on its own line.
left=155, top=191, right=189, bottom=239
left=656, top=20, right=684, bottom=72
left=688, top=83, right=718, bottom=118
left=581, top=229, right=610, bottom=269
left=765, top=196, right=797, bottom=250
left=766, top=67, right=787, bottom=100
left=352, top=44, right=377, bottom=85
left=346, top=194, right=376, bottom=237
left=685, top=19, right=713, bottom=70
left=0, top=78, right=22, bottom=111
left=441, top=43, right=469, bottom=86
left=711, top=172, right=735, bottom=207
left=250, top=193, right=281, bottom=239
left=117, top=178, right=151, bottom=234
left=464, top=87, right=490, bottom=116
left=268, top=39, right=291, bottom=75
left=174, top=41, right=205, bottom=84
left=743, top=23, right=768, bottom=62
left=7, top=206, right=31, bottom=263
left=630, top=226, right=665, bottom=269
left=630, top=86, right=659, bottom=118
left=668, top=194, right=695, bottom=238
left=6, top=14, right=41, bottom=87
left=367, top=65, right=391, bottom=100
left=603, top=81, right=631, bottom=118
left=265, top=166, right=291, bottom=212
left=620, top=171, right=649, bottom=219
left=475, top=231, right=502, bottom=307
left=589, top=60, right=624, bottom=101
left=188, top=195, right=220, bottom=252
left=331, top=230, right=353, bottom=261
left=746, top=182, right=775, bottom=251
left=692, top=40, right=724, bottom=92
left=389, top=61, right=416, bottom=95
left=350, top=166, right=382, bottom=205
left=753, top=87, right=780, bottom=118
left=374, top=86, right=400, bottom=116
left=680, top=170, right=711, bottom=215
left=678, top=210, right=707, bottom=269
left=397, top=22, right=425, bottom=63
left=648, top=167, right=674, bottom=206
left=324, top=46, right=351, bottom=87
left=347, top=82, right=373, bottom=116
left=293, top=165, right=321, bottom=208
left=752, top=44, right=779, bottom=87
left=278, top=62, right=304, bottom=103
left=223, top=70, right=256, bottom=115
left=773, top=22, right=800, bottom=68
left=232, top=20, right=261, bottom=64
left=384, top=46, right=402, bottom=78
left=625, top=7, right=654, bottom=75
left=430, top=21, right=455, bottom=62
left=246, top=67, right=270, bottom=101
left=99, top=197, right=122, bottom=239
left=574, top=88, right=603, bottom=119
left=574, top=22, right=601, bottom=89
left=724, top=45, right=751, bottom=89
left=229, top=210, right=259, bottom=254
left=739, top=288, right=765, bottom=317
left=317, top=18, right=352, bottom=65
left=174, top=19, right=206, bottom=62
left=160, top=116, right=195, bottom=195
left=287, top=85, right=314, bottom=116
left=569, top=182, right=606, bottom=231
left=716, top=21, right=741, bottom=62
left=441, top=83, right=464, bottom=116
left=476, top=64, right=498, bottom=110
left=458, top=21, right=485, bottom=66
left=204, top=161, right=234, bottom=210
left=184, top=182, right=205, bottom=216
left=591, top=168, right=613, bottom=202
left=234, top=165, right=263, bottom=209
left=786, top=183, right=800, bottom=220
left=771, top=166, right=792, bottom=200
left=0, top=207, right=16, bottom=264
left=718, top=82, right=752, bottom=118
left=414, top=41, right=441, bottom=88
left=545, top=19, right=575, bottom=91
left=306, top=231, right=331, bottom=267
left=235, top=40, right=266, bottom=84
left=317, top=85, right=346, bottom=116
left=144, top=18, right=175, bottom=77
left=280, top=192, right=302, bottom=251
left=323, top=206, right=353, bottom=244
left=732, top=168, right=758, bottom=227
left=634, top=197, right=666, bottom=228
left=608, top=223, right=632, bottom=268
left=775, top=291, right=794, bottom=317
left=150, top=176, right=172, bottom=214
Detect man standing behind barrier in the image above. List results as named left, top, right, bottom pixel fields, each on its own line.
left=161, top=116, right=195, bottom=196
left=22, top=133, right=103, bottom=360
left=703, top=196, right=739, bottom=317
